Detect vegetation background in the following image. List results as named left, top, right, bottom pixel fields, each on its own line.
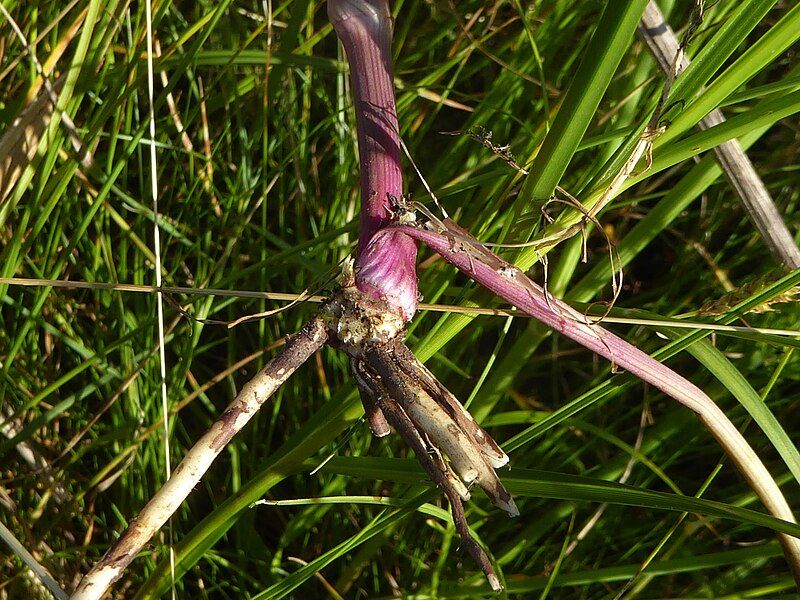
left=1, top=0, right=799, bottom=597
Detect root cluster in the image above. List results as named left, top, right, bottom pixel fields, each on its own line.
left=323, top=285, right=517, bottom=590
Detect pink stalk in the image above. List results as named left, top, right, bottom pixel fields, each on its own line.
left=389, top=222, right=800, bottom=580
left=329, top=0, right=418, bottom=321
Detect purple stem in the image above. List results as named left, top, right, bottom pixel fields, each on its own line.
left=392, top=224, right=707, bottom=411
left=387, top=222, right=800, bottom=578
left=329, top=0, right=418, bottom=320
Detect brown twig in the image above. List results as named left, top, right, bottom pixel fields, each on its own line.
left=638, top=1, right=800, bottom=268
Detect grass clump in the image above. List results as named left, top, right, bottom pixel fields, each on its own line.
left=2, top=0, right=800, bottom=597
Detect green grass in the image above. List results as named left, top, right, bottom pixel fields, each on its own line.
left=1, top=0, right=799, bottom=598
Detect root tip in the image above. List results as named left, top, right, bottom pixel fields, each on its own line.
left=499, top=497, right=520, bottom=518
left=488, top=573, right=502, bottom=592
left=487, top=452, right=509, bottom=468
left=460, top=467, right=480, bottom=484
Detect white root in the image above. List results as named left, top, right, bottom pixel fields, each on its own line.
left=70, top=317, right=328, bottom=600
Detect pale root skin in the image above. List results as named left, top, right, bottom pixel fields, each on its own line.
left=328, top=286, right=515, bottom=591
left=70, top=318, right=329, bottom=600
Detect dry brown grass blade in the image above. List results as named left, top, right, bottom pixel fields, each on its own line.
left=0, top=76, right=63, bottom=205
